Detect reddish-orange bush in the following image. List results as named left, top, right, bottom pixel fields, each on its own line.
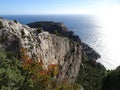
left=20, top=48, right=59, bottom=89
left=19, top=48, right=81, bottom=90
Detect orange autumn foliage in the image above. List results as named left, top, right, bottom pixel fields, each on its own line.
left=38, top=59, right=44, bottom=66
left=23, top=58, right=33, bottom=66
left=19, top=48, right=81, bottom=90
left=20, top=48, right=59, bottom=87
left=38, top=70, right=48, bottom=76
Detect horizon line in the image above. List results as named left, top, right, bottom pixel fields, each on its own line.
left=0, top=13, right=94, bottom=16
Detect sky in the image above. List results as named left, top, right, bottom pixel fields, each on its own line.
left=0, top=0, right=120, bottom=15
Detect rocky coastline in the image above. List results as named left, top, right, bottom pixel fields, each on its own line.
left=28, top=21, right=101, bottom=63
left=0, top=18, right=106, bottom=90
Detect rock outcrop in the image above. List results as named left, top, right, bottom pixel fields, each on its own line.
left=0, top=18, right=82, bottom=82
left=28, top=21, right=81, bottom=43
left=27, top=21, right=68, bottom=34
left=0, top=18, right=100, bottom=83
left=28, top=21, right=100, bottom=62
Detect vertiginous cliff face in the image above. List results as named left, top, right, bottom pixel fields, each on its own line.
left=0, top=18, right=82, bottom=82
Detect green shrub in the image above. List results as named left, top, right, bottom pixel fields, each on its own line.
left=37, top=28, right=42, bottom=33
left=13, top=20, right=17, bottom=23
left=102, top=66, right=120, bottom=90
left=0, top=21, right=3, bottom=29
left=21, top=30, right=25, bottom=37
left=54, top=30, right=61, bottom=36
left=0, top=50, right=23, bottom=90
left=76, top=57, right=106, bottom=90
left=0, top=36, right=7, bottom=43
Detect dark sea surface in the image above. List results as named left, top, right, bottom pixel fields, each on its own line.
left=1, top=15, right=120, bottom=69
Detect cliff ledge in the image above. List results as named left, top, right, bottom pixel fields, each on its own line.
left=0, top=18, right=100, bottom=83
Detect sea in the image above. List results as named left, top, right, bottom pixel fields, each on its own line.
left=1, top=14, right=120, bottom=70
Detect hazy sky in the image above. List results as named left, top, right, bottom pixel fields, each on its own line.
left=0, top=0, right=120, bottom=15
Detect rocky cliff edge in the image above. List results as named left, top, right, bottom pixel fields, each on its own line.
left=0, top=18, right=100, bottom=83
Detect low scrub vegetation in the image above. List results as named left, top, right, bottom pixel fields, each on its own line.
left=53, top=30, right=61, bottom=36
left=102, top=66, right=120, bottom=90
left=37, top=28, right=42, bottom=33
left=0, top=21, right=3, bottom=29
left=0, top=48, right=81, bottom=90
left=76, top=57, right=106, bottom=90
left=13, top=20, right=17, bottom=23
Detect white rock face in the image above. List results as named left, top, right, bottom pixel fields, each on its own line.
left=0, top=18, right=82, bottom=82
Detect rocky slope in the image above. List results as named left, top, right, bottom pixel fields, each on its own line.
left=28, top=21, right=100, bottom=63
left=0, top=18, right=100, bottom=83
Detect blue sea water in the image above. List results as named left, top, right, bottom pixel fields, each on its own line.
left=1, top=15, right=120, bottom=70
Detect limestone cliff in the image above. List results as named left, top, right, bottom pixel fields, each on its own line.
left=0, top=18, right=82, bottom=82
left=28, top=21, right=100, bottom=63
left=0, top=18, right=100, bottom=83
